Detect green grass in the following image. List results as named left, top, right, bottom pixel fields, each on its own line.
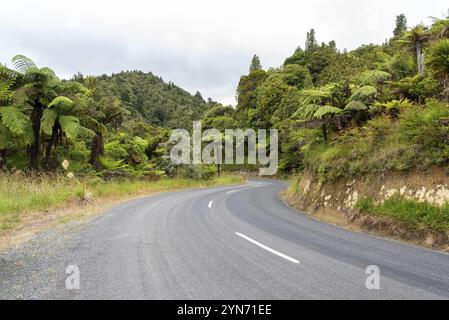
left=356, top=195, right=449, bottom=233
left=0, top=173, right=244, bottom=231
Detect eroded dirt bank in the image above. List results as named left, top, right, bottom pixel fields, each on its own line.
left=282, top=167, right=449, bottom=251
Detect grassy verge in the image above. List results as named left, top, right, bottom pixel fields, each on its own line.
left=356, top=195, right=449, bottom=234
left=0, top=173, right=244, bottom=232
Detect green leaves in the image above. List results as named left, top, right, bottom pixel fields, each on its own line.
left=344, top=101, right=368, bottom=112
left=360, top=70, right=392, bottom=86
left=427, top=39, right=449, bottom=79
left=11, top=55, right=37, bottom=74
left=0, top=81, right=13, bottom=103
left=59, top=115, right=81, bottom=139
left=0, top=106, right=29, bottom=135
left=41, top=108, right=58, bottom=136
left=350, top=86, right=377, bottom=102
left=293, top=104, right=321, bottom=122
left=48, top=96, right=74, bottom=113
left=313, top=106, right=343, bottom=119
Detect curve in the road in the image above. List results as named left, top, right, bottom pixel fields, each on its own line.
left=1, top=180, right=449, bottom=300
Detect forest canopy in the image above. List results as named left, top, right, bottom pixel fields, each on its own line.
left=1, top=11, right=449, bottom=181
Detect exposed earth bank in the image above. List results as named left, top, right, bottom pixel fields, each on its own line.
left=282, top=167, right=449, bottom=250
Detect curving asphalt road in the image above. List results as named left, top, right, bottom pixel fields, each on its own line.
left=1, top=180, right=449, bottom=300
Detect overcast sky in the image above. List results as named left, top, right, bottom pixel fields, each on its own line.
left=1, top=1, right=448, bottom=105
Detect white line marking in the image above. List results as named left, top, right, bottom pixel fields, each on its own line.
left=227, top=190, right=238, bottom=194
left=235, top=232, right=300, bottom=264
left=208, top=201, right=214, bottom=209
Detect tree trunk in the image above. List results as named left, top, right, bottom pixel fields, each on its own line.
left=0, top=149, right=6, bottom=170
left=29, top=104, right=43, bottom=170
left=416, top=43, right=425, bottom=75
left=217, top=164, right=221, bottom=178
left=43, top=122, right=60, bottom=171
left=89, top=132, right=104, bottom=169
left=322, top=122, right=328, bottom=143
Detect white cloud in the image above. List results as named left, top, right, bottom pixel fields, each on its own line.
left=1, top=0, right=448, bottom=105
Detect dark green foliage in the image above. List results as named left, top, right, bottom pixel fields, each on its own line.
left=393, top=14, right=407, bottom=37
left=93, top=71, right=208, bottom=129
left=249, top=55, right=262, bottom=73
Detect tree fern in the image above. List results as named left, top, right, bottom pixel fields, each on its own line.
left=427, top=39, right=449, bottom=79
left=59, top=115, right=80, bottom=139
left=293, top=104, right=321, bottom=122
left=48, top=96, right=74, bottom=113
left=313, top=106, right=342, bottom=119
left=0, top=121, right=13, bottom=149
left=41, top=108, right=58, bottom=135
left=360, top=70, right=392, bottom=86
left=0, top=81, right=13, bottom=103
left=344, top=101, right=368, bottom=111
left=11, top=55, right=37, bottom=74
left=0, top=106, right=29, bottom=135
left=350, top=86, right=377, bottom=102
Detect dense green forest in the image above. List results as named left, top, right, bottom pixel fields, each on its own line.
left=0, top=59, right=220, bottom=179
left=233, top=12, right=449, bottom=180
left=1, top=11, right=449, bottom=183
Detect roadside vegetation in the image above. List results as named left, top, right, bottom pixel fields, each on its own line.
left=356, top=196, right=449, bottom=234
left=0, top=172, right=243, bottom=232
left=1, top=10, right=449, bottom=238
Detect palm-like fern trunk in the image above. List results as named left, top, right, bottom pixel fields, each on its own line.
left=89, top=132, right=104, bottom=169
left=0, top=149, right=6, bottom=169
left=416, top=43, right=425, bottom=75
left=43, top=122, right=60, bottom=171
left=29, top=104, right=43, bottom=170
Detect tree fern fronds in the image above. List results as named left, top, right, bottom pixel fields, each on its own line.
left=0, top=106, right=29, bottom=135
left=12, top=55, right=37, bottom=74
left=59, top=115, right=80, bottom=139
left=313, top=106, right=342, bottom=119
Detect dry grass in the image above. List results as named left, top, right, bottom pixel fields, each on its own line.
left=0, top=173, right=244, bottom=233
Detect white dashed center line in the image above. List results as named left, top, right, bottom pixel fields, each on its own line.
left=208, top=201, right=214, bottom=209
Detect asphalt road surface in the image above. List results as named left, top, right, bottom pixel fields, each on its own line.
left=1, top=180, right=449, bottom=299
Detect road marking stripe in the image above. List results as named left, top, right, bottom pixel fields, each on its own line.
left=208, top=201, right=214, bottom=209
left=235, top=232, right=300, bottom=264
left=227, top=190, right=238, bottom=194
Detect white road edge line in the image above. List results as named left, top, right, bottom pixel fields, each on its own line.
left=208, top=201, right=214, bottom=209
left=235, top=232, right=300, bottom=264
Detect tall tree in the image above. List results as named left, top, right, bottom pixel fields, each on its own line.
left=399, top=25, right=430, bottom=75
left=393, top=14, right=407, bottom=37
left=11, top=55, right=59, bottom=170
left=249, top=55, right=262, bottom=73
left=305, top=29, right=318, bottom=53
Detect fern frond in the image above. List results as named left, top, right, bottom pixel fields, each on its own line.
left=77, top=126, right=96, bottom=139
left=48, top=96, right=74, bottom=113
left=360, top=70, right=392, bottom=86
left=0, top=81, right=13, bottom=103
left=41, top=109, right=58, bottom=135
left=350, top=86, right=377, bottom=102
left=0, top=106, right=29, bottom=135
left=59, top=115, right=80, bottom=139
left=313, top=106, right=343, bottom=119
left=12, top=55, right=37, bottom=74
left=344, top=101, right=368, bottom=111
left=293, top=104, right=321, bottom=122
left=0, top=121, right=13, bottom=149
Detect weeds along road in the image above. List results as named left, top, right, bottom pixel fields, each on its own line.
left=1, top=180, right=449, bottom=299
